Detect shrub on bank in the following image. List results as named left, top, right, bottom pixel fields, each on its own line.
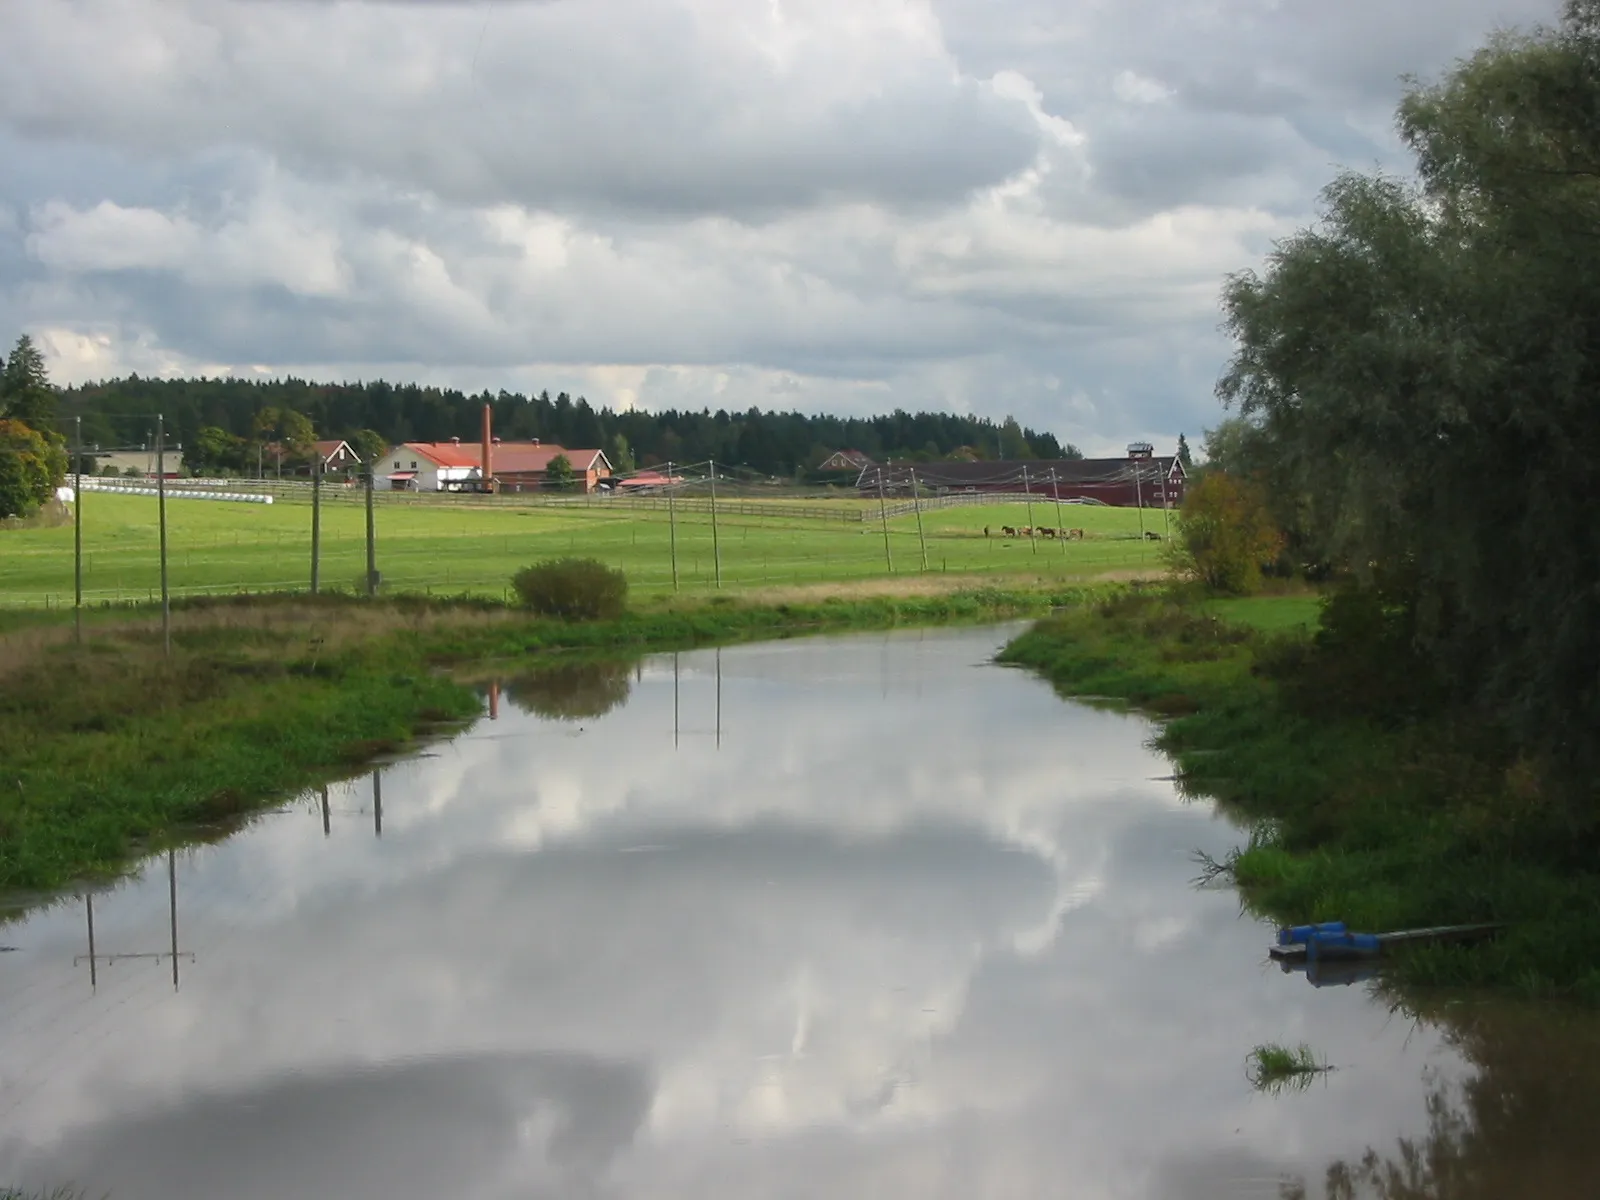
left=510, top=558, right=628, bottom=620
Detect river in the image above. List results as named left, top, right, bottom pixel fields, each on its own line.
left=1, top=626, right=1595, bottom=1198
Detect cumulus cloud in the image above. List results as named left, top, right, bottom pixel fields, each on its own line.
left=0, top=0, right=1565, bottom=443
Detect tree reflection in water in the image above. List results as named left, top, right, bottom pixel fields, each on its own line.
left=1283, top=997, right=1600, bottom=1199
left=503, top=661, right=634, bottom=723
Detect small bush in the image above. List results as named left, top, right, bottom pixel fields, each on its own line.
left=510, top=558, right=628, bottom=620
left=1170, top=472, right=1284, bottom=594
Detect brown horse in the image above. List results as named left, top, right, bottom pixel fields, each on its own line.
left=1001, top=525, right=1018, bottom=537
left=1067, top=528, right=1084, bottom=540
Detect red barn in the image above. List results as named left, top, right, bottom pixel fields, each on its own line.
left=857, top=444, right=1185, bottom=509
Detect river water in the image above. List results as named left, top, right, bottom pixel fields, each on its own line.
left=1, top=626, right=1595, bottom=1198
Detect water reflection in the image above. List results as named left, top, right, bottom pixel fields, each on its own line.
left=1285, top=999, right=1600, bottom=1199
left=76, top=851, right=193, bottom=993
left=504, top=660, right=635, bottom=723
left=0, top=627, right=1594, bottom=1198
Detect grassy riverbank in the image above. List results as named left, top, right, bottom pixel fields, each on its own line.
left=0, top=585, right=1060, bottom=896
left=1002, top=589, right=1600, bottom=1003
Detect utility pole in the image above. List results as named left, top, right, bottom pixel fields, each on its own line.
left=310, top=458, right=322, bottom=595
left=157, top=414, right=170, bottom=656
left=876, top=467, right=894, bottom=573
left=911, top=468, right=929, bottom=572
left=667, top=461, right=679, bottom=592
left=708, top=461, right=722, bottom=588
left=364, top=469, right=378, bottom=597
left=1023, top=465, right=1037, bottom=554
left=73, top=415, right=83, bottom=643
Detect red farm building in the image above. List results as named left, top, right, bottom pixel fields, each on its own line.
left=856, top=443, right=1185, bottom=509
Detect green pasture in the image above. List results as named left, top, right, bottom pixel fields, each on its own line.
left=0, top=493, right=1170, bottom=606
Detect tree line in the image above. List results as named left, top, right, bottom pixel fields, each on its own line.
left=1198, top=0, right=1600, bottom=793
left=54, top=374, right=1079, bottom=479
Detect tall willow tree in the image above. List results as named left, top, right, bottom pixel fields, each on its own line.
left=1218, top=1, right=1600, bottom=785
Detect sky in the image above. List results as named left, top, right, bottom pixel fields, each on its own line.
left=0, top=0, right=1560, bottom=455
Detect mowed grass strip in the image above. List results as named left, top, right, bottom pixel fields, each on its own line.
left=0, top=493, right=1169, bottom=606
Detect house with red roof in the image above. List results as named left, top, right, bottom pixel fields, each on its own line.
left=382, top=439, right=613, bottom=493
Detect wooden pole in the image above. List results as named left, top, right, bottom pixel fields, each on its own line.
left=911, top=468, right=928, bottom=572
left=1134, top=459, right=1146, bottom=540
left=876, top=467, right=894, bottom=573
left=73, top=415, right=83, bottom=643
left=667, top=460, right=679, bottom=592
left=310, top=458, right=322, bottom=595
left=1023, top=464, right=1037, bottom=555
left=85, top=893, right=97, bottom=991
left=709, top=461, right=722, bottom=588
left=364, top=469, right=377, bottom=596
left=1052, top=467, right=1066, bottom=556
left=157, top=414, right=170, bottom=656
left=168, top=849, right=179, bottom=991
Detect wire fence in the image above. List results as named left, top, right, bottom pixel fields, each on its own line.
left=4, top=458, right=1178, bottom=615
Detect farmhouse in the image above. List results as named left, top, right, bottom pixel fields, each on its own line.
left=384, top=440, right=613, bottom=493
left=312, top=439, right=362, bottom=477
left=857, top=443, right=1186, bottom=509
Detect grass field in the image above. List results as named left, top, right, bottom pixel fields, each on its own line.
left=0, top=492, right=1173, bottom=607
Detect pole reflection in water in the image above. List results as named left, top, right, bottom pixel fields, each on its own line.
left=373, top=770, right=383, bottom=839
left=75, top=850, right=193, bottom=994
left=321, top=785, right=330, bottom=838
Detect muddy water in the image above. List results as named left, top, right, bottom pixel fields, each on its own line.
left=1, top=626, right=1596, bottom=1199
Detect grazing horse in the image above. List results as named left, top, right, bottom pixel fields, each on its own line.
left=984, top=526, right=991, bottom=538
left=1067, top=528, right=1084, bottom=540
left=1001, top=525, right=1018, bottom=537
left=1144, top=530, right=1162, bottom=541
left=1040, top=526, right=1057, bottom=539
left=1020, top=526, right=1033, bottom=537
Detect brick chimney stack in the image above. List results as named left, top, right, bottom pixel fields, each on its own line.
left=481, top=403, right=494, bottom=492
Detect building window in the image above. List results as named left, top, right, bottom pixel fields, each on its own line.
left=410, top=461, right=418, bottom=469
left=393, top=461, right=401, bottom=469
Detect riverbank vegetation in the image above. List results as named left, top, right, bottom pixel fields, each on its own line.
left=1009, top=4, right=1600, bottom=1002
left=0, top=585, right=1063, bottom=897
left=1004, top=588, right=1600, bottom=1002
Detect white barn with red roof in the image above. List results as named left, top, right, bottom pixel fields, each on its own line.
left=382, top=440, right=613, bottom=493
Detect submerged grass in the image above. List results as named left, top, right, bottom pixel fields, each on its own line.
left=1246, top=1043, right=1331, bottom=1092
left=1001, top=589, right=1600, bottom=1004
left=0, top=584, right=1066, bottom=895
